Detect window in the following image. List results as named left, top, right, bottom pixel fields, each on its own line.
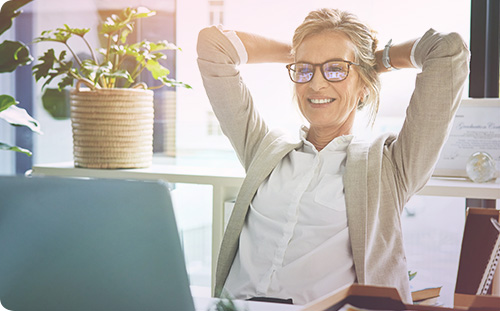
left=2, top=0, right=177, bottom=173
left=208, top=0, right=224, bottom=25
left=176, top=0, right=472, bottom=158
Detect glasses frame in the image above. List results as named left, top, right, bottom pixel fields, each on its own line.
left=285, top=59, right=360, bottom=84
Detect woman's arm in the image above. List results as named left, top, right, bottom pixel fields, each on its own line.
left=197, top=27, right=289, bottom=170
left=385, top=29, right=470, bottom=206
left=235, top=31, right=294, bottom=64
left=374, top=38, right=418, bottom=72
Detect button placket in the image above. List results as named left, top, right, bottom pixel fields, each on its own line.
left=259, top=154, right=320, bottom=295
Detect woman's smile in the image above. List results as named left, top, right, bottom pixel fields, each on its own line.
left=308, top=97, right=336, bottom=105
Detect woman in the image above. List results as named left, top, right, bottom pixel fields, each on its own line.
left=197, top=8, right=469, bottom=305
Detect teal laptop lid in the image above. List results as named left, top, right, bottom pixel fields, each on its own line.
left=0, top=176, right=195, bottom=311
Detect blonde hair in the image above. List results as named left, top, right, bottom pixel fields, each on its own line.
left=291, top=8, right=380, bottom=125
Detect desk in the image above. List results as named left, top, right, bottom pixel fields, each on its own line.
left=31, top=161, right=500, bottom=293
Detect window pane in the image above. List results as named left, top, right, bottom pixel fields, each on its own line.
left=31, top=0, right=176, bottom=165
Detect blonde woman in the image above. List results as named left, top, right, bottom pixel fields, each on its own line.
left=197, top=8, right=469, bottom=305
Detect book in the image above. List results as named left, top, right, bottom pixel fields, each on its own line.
left=411, top=282, right=442, bottom=302
left=413, top=296, right=441, bottom=306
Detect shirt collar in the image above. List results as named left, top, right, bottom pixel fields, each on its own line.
left=299, top=125, right=354, bottom=152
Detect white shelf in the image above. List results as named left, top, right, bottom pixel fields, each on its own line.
left=32, top=161, right=500, bottom=200
left=418, top=176, right=500, bottom=200
left=32, top=161, right=245, bottom=187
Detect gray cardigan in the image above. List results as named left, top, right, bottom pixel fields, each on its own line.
left=197, top=26, right=469, bottom=303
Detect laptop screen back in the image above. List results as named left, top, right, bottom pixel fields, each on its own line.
left=0, top=176, right=195, bottom=311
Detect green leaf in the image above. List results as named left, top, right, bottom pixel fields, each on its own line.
left=0, top=94, right=17, bottom=112
left=0, top=105, right=42, bottom=134
left=0, top=142, right=32, bottom=156
left=145, top=60, right=169, bottom=79
left=32, top=50, right=76, bottom=90
left=80, top=59, right=102, bottom=74
left=42, top=61, right=74, bottom=90
left=158, top=76, right=192, bottom=89
left=149, top=40, right=180, bottom=52
left=58, top=24, right=90, bottom=37
left=58, top=74, right=74, bottom=91
left=101, top=69, right=133, bottom=82
left=409, top=270, right=417, bottom=281
left=33, top=29, right=72, bottom=44
left=101, top=14, right=122, bottom=34
left=100, top=7, right=155, bottom=35
left=32, top=49, right=57, bottom=81
left=0, top=0, right=33, bottom=36
left=118, top=26, right=132, bottom=44
left=42, top=88, right=70, bottom=119
left=80, top=59, right=106, bottom=84
left=0, top=40, right=33, bottom=73
left=150, top=52, right=167, bottom=62
left=130, top=7, right=156, bottom=19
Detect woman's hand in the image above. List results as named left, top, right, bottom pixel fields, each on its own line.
left=235, top=31, right=294, bottom=64
left=375, top=38, right=418, bottom=73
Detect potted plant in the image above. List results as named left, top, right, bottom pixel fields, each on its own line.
left=32, top=6, right=190, bottom=169
left=0, top=0, right=41, bottom=156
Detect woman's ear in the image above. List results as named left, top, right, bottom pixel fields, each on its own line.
left=361, top=86, right=369, bottom=99
left=357, top=86, right=369, bottom=106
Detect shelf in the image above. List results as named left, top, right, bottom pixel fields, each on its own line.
left=32, top=162, right=500, bottom=200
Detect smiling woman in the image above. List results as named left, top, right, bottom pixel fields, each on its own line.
left=197, top=5, right=469, bottom=305
left=293, top=31, right=366, bottom=150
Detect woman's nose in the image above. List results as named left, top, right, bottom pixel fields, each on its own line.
left=309, top=67, right=328, bottom=91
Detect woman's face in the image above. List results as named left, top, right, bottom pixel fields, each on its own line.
left=294, top=31, right=366, bottom=135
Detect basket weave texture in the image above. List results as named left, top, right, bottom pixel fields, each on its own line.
left=70, top=87, right=154, bottom=169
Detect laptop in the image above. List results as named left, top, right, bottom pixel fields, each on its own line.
left=0, top=175, right=196, bottom=311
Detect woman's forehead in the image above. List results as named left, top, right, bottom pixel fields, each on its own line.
left=295, top=31, right=356, bottom=63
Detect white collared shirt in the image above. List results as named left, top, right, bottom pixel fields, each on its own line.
left=224, top=127, right=356, bottom=305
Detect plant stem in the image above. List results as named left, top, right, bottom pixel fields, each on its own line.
left=80, top=35, right=107, bottom=88
left=130, top=63, right=142, bottom=81
left=62, top=66, right=84, bottom=82
left=147, top=84, right=165, bottom=90
left=64, top=43, right=83, bottom=67
left=81, top=35, right=98, bottom=63
left=105, top=34, right=112, bottom=63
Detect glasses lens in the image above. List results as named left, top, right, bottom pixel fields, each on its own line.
left=290, top=63, right=313, bottom=83
left=322, top=61, right=348, bottom=81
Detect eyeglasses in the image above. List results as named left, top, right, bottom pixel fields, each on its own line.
left=286, top=59, right=359, bottom=83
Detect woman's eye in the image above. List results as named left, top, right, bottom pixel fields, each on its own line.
left=325, top=65, right=342, bottom=72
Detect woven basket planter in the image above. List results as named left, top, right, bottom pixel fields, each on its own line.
left=70, top=81, right=154, bottom=169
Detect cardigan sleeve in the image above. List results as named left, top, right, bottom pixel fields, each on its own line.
left=197, top=26, right=269, bottom=170
left=388, top=29, right=470, bottom=205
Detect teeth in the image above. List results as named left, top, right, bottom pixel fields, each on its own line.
left=309, top=98, right=334, bottom=104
